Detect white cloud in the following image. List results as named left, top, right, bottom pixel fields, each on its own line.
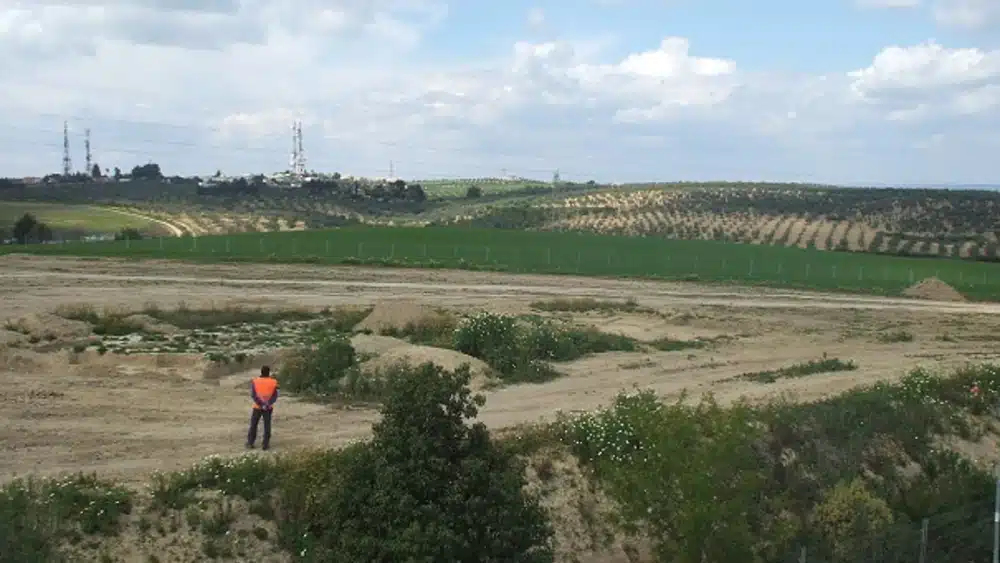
left=856, top=0, right=921, bottom=9
left=1, top=1, right=999, bottom=184
left=933, top=0, right=1000, bottom=29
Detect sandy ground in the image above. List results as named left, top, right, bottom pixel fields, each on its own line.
left=2, top=254, right=1000, bottom=485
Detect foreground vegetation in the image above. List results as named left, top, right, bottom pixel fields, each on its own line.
left=4, top=225, right=996, bottom=300
left=0, top=201, right=164, bottom=240
left=4, top=347, right=1000, bottom=562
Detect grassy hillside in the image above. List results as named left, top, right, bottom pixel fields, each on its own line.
left=3, top=226, right=997, bottom=299
left=4, top=180, right=1000, bottom=261
left=0, top=201, right=169, bottom=239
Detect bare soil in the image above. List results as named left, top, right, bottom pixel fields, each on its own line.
left=2, top=254, right=1000, bottom=487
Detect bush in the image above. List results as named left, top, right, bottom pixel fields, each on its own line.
left=453, top=312, right=635, bottom=384
left=0, top=474, right=133, bottom=562
left=281, top=333, right=357, bottom=396
left=560, top=390, right=766, bottom=562
left=286, top=362, right=554, bottom=561
left=811, top=478, right=895, bottom=560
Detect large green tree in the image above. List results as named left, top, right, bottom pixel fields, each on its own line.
left=299, top=363, right=553, bottom=562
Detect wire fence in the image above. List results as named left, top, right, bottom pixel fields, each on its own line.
left=15, top=231, right=998, bottom=298
left=779, top=495, right=998, bottom=563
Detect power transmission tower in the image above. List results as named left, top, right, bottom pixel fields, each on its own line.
left=84, top=129, right=92, bottom=176
left=62, top=121, right=72, bottom=177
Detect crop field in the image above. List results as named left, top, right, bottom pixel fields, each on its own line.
left=0, top=201, right=166, bottom=235
left=4, top=226, right=997, bottom=299
left=533, top=187, right=1000, bottom=259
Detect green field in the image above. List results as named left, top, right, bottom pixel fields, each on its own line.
left=0, top=201, right=163, bottom=235
left=4, top=226, right=997, bottom=300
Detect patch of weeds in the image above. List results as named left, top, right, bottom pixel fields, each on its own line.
left=938, top=333, right=957, bottom=342
left=141, top=302, right=320, bottom=330
left=530, top=297, right=646, bottom=314
left=56, top=304, right=143, bottom=336
left=878, top=329, right=915, bottom=343
left=0, top=473, right=133, bottom=561
left=737, top=356, right=858, bottom=383
left=71, top=342, right=88, bottom=353
left=318, top=306, right=373, bottom=332
left=200, top=499, right=236, bottom=537
left=281, top=333, right=358, bottom=398
left=455, top=312, right=632, bottom=384
left=648, top=337, right=707, bottom=352
left=380, top=312, right=458, bottom=347
left=149, top=454, right=280, bottom=512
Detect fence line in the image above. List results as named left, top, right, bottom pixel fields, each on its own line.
left=19, top=232, right=1000, bottom=294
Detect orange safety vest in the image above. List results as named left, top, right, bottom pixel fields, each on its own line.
left=251, top=377, right=278, bottom=409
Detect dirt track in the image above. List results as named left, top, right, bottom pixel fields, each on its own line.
left=2, top=254, right=1000, bottom=484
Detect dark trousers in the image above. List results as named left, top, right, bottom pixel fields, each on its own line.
left=247, top=408, right=272, bottom=449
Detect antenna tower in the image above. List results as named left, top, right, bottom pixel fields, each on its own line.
left=62, top=121, right=72, bottom=177
left=84, top=129, right=92, bottom=175
left=289, top=122, right=298, bottom=173
left=295, top=121, right=305, bottom=174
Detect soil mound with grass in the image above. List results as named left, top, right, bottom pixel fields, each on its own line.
left=353, top=301, right=448, bottom=334
left=4, top=313, right=91, bottom=340
left=902, top=277, right=966, bottom=302
left=358, top=344, right=494, bottom=389
left=0, top=329, right=26, bottom=348
left=122, top=314, right=180, bottom=335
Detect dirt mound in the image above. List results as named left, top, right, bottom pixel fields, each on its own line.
left=122, top=314, right=180, bottom=335
left=4, top=313, right=91, bottom=340
left=353, top=301, right=451, bottom=334
left=358, top=344, right=494, bottom=388
left=903, top=277, right=966, bottom=302
left=0, top=348, right=53, bottom=373
left=0, top=329, right=26, bottom=348
left=350, top=333, right=412, bottom=356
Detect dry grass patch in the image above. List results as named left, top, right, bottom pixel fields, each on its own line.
left=734, top=356, right=858, bottom=384
left=530, top=297, right=649, bottom=314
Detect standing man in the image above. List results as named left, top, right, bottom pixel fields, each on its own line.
left=247, top=365, right=278, bottom=450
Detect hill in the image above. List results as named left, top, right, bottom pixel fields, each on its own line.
left=2, top=179, right=999, bottom=261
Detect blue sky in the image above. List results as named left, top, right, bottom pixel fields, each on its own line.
left=1, top=0, right=999, bottom=185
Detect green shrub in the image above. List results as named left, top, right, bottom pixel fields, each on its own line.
left=0, top=474, right=133, bottom=562
left=282, top=362, right=554, bottom=561
left=453, top=312, right=634, bottom=384
left=811, top=478, right=895, bottom=560
left=281, top=333, right=357, bottom=397
left=560, top=390, right=766, bottom=562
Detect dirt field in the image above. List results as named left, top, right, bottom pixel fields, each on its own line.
left=2, top=254, right=1000, bottom=485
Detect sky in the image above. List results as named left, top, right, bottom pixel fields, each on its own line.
left=1, top=0, right=999, bottom=185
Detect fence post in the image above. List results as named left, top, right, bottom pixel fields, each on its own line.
left=798, top=545, right=806, bottom=563
left=919, top=517, right=928, bottom=563
left=357, top=242, right=364, bottom=257
left=909, top=268, right=914, bottom=283
left=576, top=251, right=581, bottom=272
left=192, top=237, right=197, bottom=251
left=805, top=263, right=810, bottom=278
left=993, top=462, right=999, bottom=563
left=546, top=247, right=551, bottom=265
left=159, top=237, right=163, bottom=250
left=292, top=239, right=297, bottom=255
left=485, top=247, right=490, bottom=261
left=325, top=239, right=329, bottom=255
left=259, top=237, right=263, bottom=254
left=832, top=265, right=837, bottom=278
left=125, top=237, right=130, bottom=250
left=390, top=243, right=395, bottom=258
left=422, top=244, right=427, bottom=257
left=748, top=259, right=754, bottom=276
left=225, top=238, right=230, bottom=254
left=858, top=266, right=863, bottom=281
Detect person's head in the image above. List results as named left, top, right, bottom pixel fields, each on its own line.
left=260, top=365, right=271, bottom=377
